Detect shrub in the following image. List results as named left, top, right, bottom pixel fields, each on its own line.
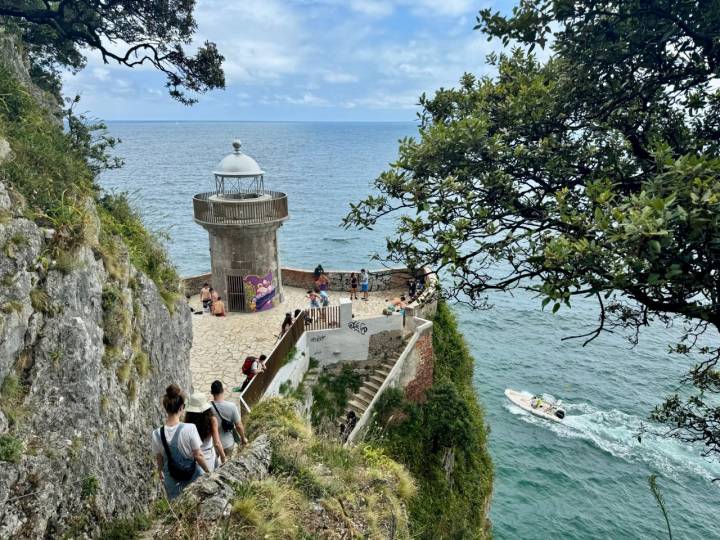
left=81, top=475, right=99, bottom=498
left=310, top=366, right=361, bottom=427
left=97, top=193, right=179, bottom=304
left=0, top=374, right=26, bottom=427
left=0, top=435, right=22, bottom=463
left=102, top=285, right=130, bottom=346
left=367, top=301, right=493, bottom=539
left=98, top=515, right=150, bottom=540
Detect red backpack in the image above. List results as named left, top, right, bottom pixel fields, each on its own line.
left=242, top=356, right=256, bottom=376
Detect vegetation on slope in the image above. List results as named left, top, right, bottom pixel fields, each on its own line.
left=368, top=301, right=493, bottom=539
left=0, top=62, right=179, bottom=302
left=160, top=398, right=416, bottom=539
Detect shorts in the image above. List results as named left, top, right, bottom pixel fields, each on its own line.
left=360, top=283, right=368, bottom=292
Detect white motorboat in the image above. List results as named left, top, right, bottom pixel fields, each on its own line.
left=505, top=389, right=566, bottom=422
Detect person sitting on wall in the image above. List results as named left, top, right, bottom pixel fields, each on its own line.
left=391, top=295, right=407, bottom=309
left=200, top=282, right=212, bottom=311
left=240, top=354, right=267, bottom=391
left=407, top=279, right=417, bottom=300
left=212, top=296, right=226, bottom=317
left=313, top=264, right=324, bottom=280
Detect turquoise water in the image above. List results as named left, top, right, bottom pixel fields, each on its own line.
left=102, top=121, right=719, bottom=539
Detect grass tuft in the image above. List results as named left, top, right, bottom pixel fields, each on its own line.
left=29, top=288, right=52, bottom=314
left=0, top=435, right=22, bottom=463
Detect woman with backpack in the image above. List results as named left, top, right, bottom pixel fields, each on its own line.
left=151, top=385, right=211, bottom=500
left=183, top=392, right=227, bottom=471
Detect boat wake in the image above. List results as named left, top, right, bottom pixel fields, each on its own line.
left=504, top=391, right=720, bottom=482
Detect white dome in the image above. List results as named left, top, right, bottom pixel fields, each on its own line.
left=213, top=140, right=264, bottom=177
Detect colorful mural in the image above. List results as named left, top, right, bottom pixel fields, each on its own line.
left=243, top=271, right=276, bottom=312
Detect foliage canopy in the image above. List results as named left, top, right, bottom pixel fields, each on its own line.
left=0, top=0, right=224, bottom=103
left=345, top=1, right=720, bottom=457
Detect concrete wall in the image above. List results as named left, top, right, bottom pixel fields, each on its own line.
left=306, top=314, right=404, bottom=366
left=282, top=267, right=412, bottom=292
left=263, top=332, right=309, bottom=398
left=346, top=318, right=434, bottom=444
left=404, top=270, right=439, bottom=322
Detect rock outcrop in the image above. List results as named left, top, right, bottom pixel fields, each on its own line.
left=0, top=161, right=192, bottom=535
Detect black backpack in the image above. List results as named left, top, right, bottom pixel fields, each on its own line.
left=160, top=426, right=196, bottom=482
left=211, top=401, right=235, bottom=432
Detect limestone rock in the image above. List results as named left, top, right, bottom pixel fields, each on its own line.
left=0, top=176, right=194, bottom=538
left=0, top=138, right=12, bottom=167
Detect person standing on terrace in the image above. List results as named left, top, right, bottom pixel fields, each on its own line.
left=360, top=268, right=370, bottom=301
left=200, top=282, right=212, bottom=311
left=350, top=272, right=359, bottom=300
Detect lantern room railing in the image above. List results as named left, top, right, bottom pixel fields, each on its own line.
left=192, top=189, right=289, bottom=226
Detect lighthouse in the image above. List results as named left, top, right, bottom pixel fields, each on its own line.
left=193, top=140, right=288, bottom=312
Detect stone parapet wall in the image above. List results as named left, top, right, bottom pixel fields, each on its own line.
left=181, top=272, right=212, bottom=297
left=181, top=267, right=437, bottom=302
left=281, top=267, right=412, bottom=292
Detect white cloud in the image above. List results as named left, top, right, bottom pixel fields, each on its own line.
left=348, top=0, right=394, bottom=17
left=92, top=67, right=110, bottom=81
left=408, top=0, right=476, bottom=17
left=323, top=71, right=359, bottom=83
left=261, top=93, right=329, bottom=106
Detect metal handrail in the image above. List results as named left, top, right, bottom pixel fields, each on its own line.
left=193, top=189, right=289, bottom=226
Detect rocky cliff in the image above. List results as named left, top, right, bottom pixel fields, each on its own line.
left=0, top=37, right=193, bottom=538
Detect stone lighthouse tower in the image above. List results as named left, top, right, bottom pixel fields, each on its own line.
left=193, top=140, right=288, bottom=312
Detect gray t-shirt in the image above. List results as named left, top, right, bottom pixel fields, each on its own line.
left=210, top=400, right=241, bottom=449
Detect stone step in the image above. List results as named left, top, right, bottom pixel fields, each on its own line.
left=358, top=386, right=377, bottom=402
left=348, top=400, right=367, bottom=415
left=369, top=374, right=387, bottom=386
left=363, top=379, right=380, bottom=393
left=376, top=367, right=391, bottom=377
left=353, top=392, right=372, bottom=407
left=381, top=362, right=396, bottom=371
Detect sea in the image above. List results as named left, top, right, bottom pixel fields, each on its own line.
left=101, top=121, right=720, bottom=540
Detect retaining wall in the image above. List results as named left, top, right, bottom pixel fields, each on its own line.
left=306, top=314, right=404, bottom=366
left=263, top=332, right=309, bottom=398
left=346, top=318, right=434, bottom=444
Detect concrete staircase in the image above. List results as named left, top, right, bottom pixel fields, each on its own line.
left=347, top=361, right=396, bottom=416
left=303, top=367, right=320, bottom=389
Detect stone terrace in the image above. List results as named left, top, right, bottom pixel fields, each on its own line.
left=189, top=285, right=406, bottom=395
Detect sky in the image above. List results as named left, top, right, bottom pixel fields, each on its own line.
left=62, top=0, right=515, bottom=122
